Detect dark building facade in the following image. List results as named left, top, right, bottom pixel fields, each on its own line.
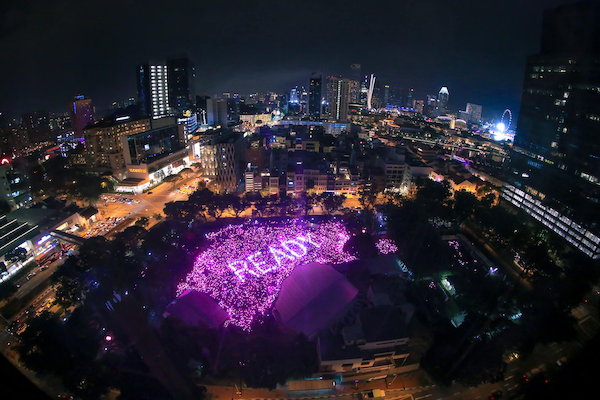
left=22, top=111, right=52, bottom=143
left=308, top=73, right=323, bottom=120
left=167, top=57, right=196, bottom=116
left=506, top=0, right=600, bottom=258
left=69, top=96, right=94, bottom=138
left=516, top=0, right=600, bottom=186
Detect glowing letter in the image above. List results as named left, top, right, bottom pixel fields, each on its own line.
left=270, top=246, right=296, bottom=266
left=282, top=239, right=307, bottom=258
left=248, top=252, right=274, bottom=274
left=228, top=260, right=256, bottom=281
left=297, top=232, right=321, bottom=248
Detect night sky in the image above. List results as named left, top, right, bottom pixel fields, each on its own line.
left=0, top=0, right=577, bottom=121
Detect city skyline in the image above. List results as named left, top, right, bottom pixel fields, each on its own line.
left=0, top=0, right=575, bottom=120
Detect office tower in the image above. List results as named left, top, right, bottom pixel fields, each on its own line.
left=206, top=98, right=228, bottom=126
left=226, top=98, right=240, bottom=124
left=136, top=62, right=169, bottom=119
left=325, top=76, right=351, bottom=122
left=22, top=111, right=52, bottom=143
left=290, top=87, right=299, bottom=104
left=425, top=95, right=439, bottom=117
left=69, top=95, right=94, bottom=138
left=84, top=116, right=151, bottom=171
left=0, top=161, right=32, bottom=210
left=348, top=79, right=360, bottom=105
left=404, top=88, right=414, bottom=108
left=167, top=57, right=196, bottom=116
left=466, top=103, right=482, bottom=123
left=504, top=0, right=600, bottom=258
left=414, top=100, right=424, bottom=114
left=438, top=87, right=449, bottom=115
left=383, top=85, right=390, bottom=107
left=308, top=72, right=323, bottom=120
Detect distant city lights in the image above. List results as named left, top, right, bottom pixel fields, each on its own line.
left=177, top=221, right=356, bottom=330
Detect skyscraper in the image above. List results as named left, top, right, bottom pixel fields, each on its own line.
left=505, top=0, right=600, bottom=258
left=383, top=85, right=390, bottom=107
left=308, top=73, right=323, bottom=120
left=325, top=76, right=351, bottom=122
left=438, top=87, right=449, bottom=115
left=466, top=103, right=482, bottom=123
left=137, top=62, right=170, bottom=119
left=22, top=111, right=52, bottom=143
left=69, top=95, right=94, bottom=138
left=167, top=57, right=196, bottom=116
left=404, top=88, right=414, bottom=108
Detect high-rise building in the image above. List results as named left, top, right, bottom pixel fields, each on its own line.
left=404, top=88, right=414, bottom=108
left=325, top=76, right=352, bottom=122
left=505, top=0, right=600, bottom=258
left=438, top=87, right=449, bottom=115
left=290, top=87, right=299, bottom=104
left=69, top=96, right=94, bottom=138
left=383, top=85, right=390, bottom=107
left=167, top=57, right=196, bottom=116
left=0, top=160, right=32, bottom=210
left=466, top=103, right=482, bottom=123
left=308, top=73, right=323, bottom=120
left=136, top=63, right=170, bottom=119
left=22, top=111, right=52, bottom=143
left=84, top=116, right=151, bottom=171
left=425, top=95, right=439, bottom=117
left=414, top=100, right=424, bottom=114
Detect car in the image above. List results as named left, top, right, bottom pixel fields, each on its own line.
left=147, top=191, right=153, bottom=194
left=488, top=390, right=503, bottom=400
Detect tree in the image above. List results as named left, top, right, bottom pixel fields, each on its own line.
left=295, top=192, right=317, bottom=216
left=135, top=216, right=150, bottom=227
left=275, top=193, right=294, bottom=216
left=319, top=192, right=346, bottom=214
left=453, top=190, right=479, bottom=222
left=152, top=213, right=164, bottom=222
left=227, top=195, right=249, bottom=218
left=179, top=168, right=194, bottom=179
left=358, top=187, right=378, bottom=211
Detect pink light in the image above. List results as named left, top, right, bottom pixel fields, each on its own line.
left=105, top=335, right=112, bottom=342
left=177, top=221, right=355, bottom=330
left=376, top=238, right=398, bottom=255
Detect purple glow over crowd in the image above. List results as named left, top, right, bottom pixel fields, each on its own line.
left=177, top=220, right=356, bottom=330
left=376, top=238, right=398, bottom=255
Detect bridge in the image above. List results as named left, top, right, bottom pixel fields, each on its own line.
left=50, top=230, right=87, bottom=246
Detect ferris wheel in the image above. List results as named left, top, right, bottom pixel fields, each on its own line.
left=497, top=109, right=512, bottom=133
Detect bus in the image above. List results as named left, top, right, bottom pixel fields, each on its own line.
left=35, top=247, right=60, bottom=266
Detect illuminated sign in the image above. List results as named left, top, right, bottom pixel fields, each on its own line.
left=37, top=235, right=52, bottom=245
left=116, top=116, right=131, bottom=121
left=1, top=158, right=10, bottom=165
left=128, top=168, right=147, bottom=174
left=177, top=221, right=355, bottom=330
left=228, top=233, right=321, bottom=281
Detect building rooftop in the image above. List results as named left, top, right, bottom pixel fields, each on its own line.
left=319, top=334, right=364, bottom=362
left=358, top=306, right=409, bottom=343
left=274, top=262, right=359, bottom=338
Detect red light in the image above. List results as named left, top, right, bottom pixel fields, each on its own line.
left=1, top=158, right=9, bottom=165
left=545, top=380, right=548, bottom=383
